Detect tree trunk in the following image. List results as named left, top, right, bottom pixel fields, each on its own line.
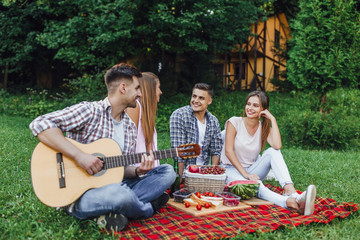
left=36, top=63, right=52, bottom=89
left=1, top=64, right=8, bottom=90
left=320, top=92, right=326, bottom=113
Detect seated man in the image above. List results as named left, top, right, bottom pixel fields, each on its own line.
left=170, top=83, right=223, bottom=178
left=29, top=63, right=176, bottom=232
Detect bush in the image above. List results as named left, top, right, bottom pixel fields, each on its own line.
left=211, top=90, right=248, bottom=128
left=1, top=87, right=359, bottom=150
left=63, top=73, right=107, bottom=103
left=156, top=93, right=189, bottom=132
left=287, top=0, right=360, bottom=96
left=281, top=110, right=359, bottom=149
left=0, top=73, right=106, bottom=119
left=0, top=89, right=25, bottom=116
left=279, top=88, right=360, bottom=149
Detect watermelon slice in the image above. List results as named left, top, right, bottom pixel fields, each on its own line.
left=228, top=180, right=260, bottom=200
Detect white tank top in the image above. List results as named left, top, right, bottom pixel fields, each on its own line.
left=220, top=117, right=261, bottom=167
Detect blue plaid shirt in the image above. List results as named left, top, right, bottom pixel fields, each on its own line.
left=170, top=105, right=223, bottom=167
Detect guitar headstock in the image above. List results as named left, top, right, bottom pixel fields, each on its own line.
left=176, top=143, right=201, bottom=159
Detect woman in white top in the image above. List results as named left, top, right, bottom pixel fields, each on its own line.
left=221, top=91, right=316, bottom=215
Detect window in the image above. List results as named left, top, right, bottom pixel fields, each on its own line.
left=212, top=64, right=224, bottom=78
left=274, top=65, right=280, bottom=79
left=275, top=30, right=280, bottom=46
left=235, top=63, right=246, bottom=80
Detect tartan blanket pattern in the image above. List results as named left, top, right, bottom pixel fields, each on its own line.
left=115, top=184, right=359, bottom=239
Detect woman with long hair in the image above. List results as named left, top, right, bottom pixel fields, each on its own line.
left=221, top=91, right=316, bottom=215
left=127, top=72, right=162, bottom=167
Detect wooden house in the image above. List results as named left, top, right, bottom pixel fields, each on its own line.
left=213, top=13, right=291, bottom=91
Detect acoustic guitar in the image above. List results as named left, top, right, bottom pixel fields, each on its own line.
left=31, top=137, right=200, bottom=207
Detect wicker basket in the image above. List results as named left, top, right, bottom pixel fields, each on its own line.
left=184, top=165, right=226, bottom=193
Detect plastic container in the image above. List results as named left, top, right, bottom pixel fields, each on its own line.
left=216, top=192, right=241, bottom=207
left=173, top=188, right=192, bottom=203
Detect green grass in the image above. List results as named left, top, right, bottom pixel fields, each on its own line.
left=1, top=114, right=359, bottom=239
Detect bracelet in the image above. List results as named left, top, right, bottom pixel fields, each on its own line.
left=135, top=167, right=139, bottom=178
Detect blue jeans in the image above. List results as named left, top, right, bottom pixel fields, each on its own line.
left=70, top=164, right=176, bottom=220
left=222, top=148, right=292, bottom=208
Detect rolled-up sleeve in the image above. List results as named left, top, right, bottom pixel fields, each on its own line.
left=209, top=119, right=223, bottom=159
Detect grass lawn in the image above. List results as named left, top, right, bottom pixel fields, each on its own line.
left=1, top=114, right=359, bottom=239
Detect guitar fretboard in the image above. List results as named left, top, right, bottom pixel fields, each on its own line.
left=103, top=148, right=178, bottom=169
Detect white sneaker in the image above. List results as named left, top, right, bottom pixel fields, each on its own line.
left=296, top=185, right=316, bottom=215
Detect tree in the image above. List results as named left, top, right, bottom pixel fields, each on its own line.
left=0, top=1, right=42, bottom=89
left=134, top=0, right=266, bottom=92
left=0, top=0, right=77, bottom=90
left=36, top=1, right=139, bottom=73
left=1, top=0, right=266, bottom=93
left=286, top=0, right=360, bottom=110
left=267, top=0, right=300, bottom=20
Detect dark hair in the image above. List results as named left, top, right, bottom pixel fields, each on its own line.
left=104, top=63, right=142, bottom=92
left=243, top=91, right=270, bottom=151
left=193, top=83, right=214, bottom=97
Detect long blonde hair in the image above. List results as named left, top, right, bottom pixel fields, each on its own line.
left=243, top=91, right=270, bottom=151
left=139, top=72, right=159, bottom=150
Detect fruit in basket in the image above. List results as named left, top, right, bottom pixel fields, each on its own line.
left=189, top=165, right=200, bottom=173
left=228, top=180, right=260, bottom=200
left=199, top=165, right=225, bottom=175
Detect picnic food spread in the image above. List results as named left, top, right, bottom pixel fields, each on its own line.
left=168, top=165, right=272, bottom=216
left=169, top=165, right=272, bottom=216
left=171, top=165, right=242, bottom=215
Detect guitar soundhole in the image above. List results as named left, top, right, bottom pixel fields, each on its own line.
left=92, top=153, right=107, bottom=177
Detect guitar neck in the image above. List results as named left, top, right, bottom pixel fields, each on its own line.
left=102, top=148, right=177, bottom=169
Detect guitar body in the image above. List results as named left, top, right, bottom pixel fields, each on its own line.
left=31, top=138, right=124, bottom=207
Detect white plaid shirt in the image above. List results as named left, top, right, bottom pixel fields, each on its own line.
left=169, top=105, right=223, bottom=166
left=29, top=97, right=137, bottom=155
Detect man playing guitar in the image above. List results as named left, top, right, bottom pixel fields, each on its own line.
left=29, top=63, right=176, bottom=232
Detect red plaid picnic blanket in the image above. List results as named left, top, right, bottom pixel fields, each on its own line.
left=114, top=184, right=359, bottom=239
